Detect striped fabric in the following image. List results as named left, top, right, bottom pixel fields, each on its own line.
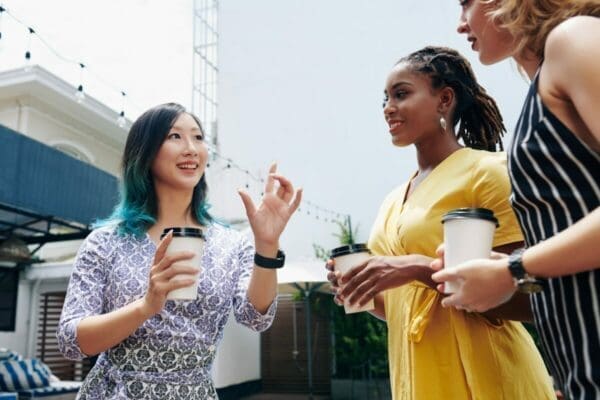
left=17, top=381, right=81, bottom=399
left=0, top=359, right=51, bottom=392
left=508, top=71, right=600, bottom=399
left=0, top=349, right=22, bottom=362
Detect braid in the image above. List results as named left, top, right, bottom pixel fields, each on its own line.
left=398, top=46, right=506, bottom=151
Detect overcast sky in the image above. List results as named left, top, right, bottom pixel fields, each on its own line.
left=1, top=0, right=529, bottom=258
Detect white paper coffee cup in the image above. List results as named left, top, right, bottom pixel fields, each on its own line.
left=442, top=208, right=498, bottom=294
left=161, top=227, right=205, bottom=300
left=330, top=244, right=375, bottom=314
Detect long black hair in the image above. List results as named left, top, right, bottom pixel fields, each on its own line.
left=97, top=103, right=212, bottom=237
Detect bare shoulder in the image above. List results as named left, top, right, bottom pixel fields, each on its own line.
left=545, top=16, right=600, bottom=66
left=544, top=16, right=600, bottom=87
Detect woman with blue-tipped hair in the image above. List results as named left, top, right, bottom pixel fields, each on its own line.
left=57, top=102, right=302, bottom=399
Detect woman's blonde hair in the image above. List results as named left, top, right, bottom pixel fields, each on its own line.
left=487, top=0, right=600, bottom=60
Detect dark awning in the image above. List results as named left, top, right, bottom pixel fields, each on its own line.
left=0, top=124, right=118, bottom=245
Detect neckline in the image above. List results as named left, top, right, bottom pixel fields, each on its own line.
left=401, top=147, right=469, bottom=206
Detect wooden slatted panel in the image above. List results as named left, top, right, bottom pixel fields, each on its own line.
left=36, top=291, right=95, bottom=381
left=261, top=294, right=331, bottom=394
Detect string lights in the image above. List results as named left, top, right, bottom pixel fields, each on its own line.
left=24, top=26, right=33, bottom=71
left=0, top=5, right=135, bottom=127
left=0, top=4, right=349, bottom=224
left=206, top=147, right=349, bottom=224
left=0, top=6, right=4, bottom=42
left=75, top=63, right=85, bottom=103
left=117, top=91, right=127, bottom=128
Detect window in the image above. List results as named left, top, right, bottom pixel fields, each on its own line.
left=37, top=292, right=96, bottom=380
left=0, top=267, right=19, bottom=331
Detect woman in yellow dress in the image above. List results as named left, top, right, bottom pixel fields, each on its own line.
left=327, top=46, right=555, bottom=399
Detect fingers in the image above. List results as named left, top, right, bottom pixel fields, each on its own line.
left=289, top=187, right=303, bottom=213
left=238, top=189, right=257, bottom=217
left=272, top=174, right=294, bottom=203
left=153, top=230, right=173, bottom=265
left=264, top=162, right=277, bottom=193
left=155, top=251, right=195, bottom=272
left=339, top=258, right=369, bottom=285
left=431, top=268, right=460, bottom=284
left=327, top=271, right=341, bottom=285
left=430, top=258, right=443, bottom=271
left=346, top=278, right=377, bottom=306
left=440, top=293, right=462, bottom=308
left=435, top=243, right=445, bottom=258
left=158, top=264, right=200, bottom=281
left=333, top=294, right=344, bottom=306
left=165, top=278, right=197, bottom=293
left=325, top=259, right=335, bottom=271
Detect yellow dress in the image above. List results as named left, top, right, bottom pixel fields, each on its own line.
left=368, top=148, right=555, bottom=400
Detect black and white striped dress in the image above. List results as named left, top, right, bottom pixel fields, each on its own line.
left=508, top=71, right=600, bottom=399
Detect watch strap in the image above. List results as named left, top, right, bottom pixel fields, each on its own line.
left=508, top=248, right=527, bottom=280
left=254, top=250, right=286, bottom=269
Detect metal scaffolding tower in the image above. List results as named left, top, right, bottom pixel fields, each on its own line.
left=192, top=0, right=219, bottom=149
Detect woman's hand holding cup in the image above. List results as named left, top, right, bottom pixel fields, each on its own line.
left=142, top=230, right=199, bottom=317
left=325, top=259, right=344, bottom=306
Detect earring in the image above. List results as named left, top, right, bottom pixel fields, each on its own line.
left=439, top=116, right=447, bottom=131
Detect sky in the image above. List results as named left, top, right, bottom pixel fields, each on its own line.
left=0, top=0, right=530, bottom=259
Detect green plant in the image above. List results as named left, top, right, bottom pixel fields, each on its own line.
left=312, top=216, right=389, bottom=379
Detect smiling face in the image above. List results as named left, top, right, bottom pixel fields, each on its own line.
left=150, top=112, right=208, bottom=193
left=383, top=63, right=444, bottom=147
left=456, top=0, right=515, bottom=65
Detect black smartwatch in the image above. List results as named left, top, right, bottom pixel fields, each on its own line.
left=508, top=249, right=543, bottom=294
left=254, top=250, right=286, bottom=269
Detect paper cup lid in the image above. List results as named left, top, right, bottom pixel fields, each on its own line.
left=330, top=243, right=370, bottom=258
left=441, top=208, right=499, bottom=227
left=161, top=227, right=205, bottom=239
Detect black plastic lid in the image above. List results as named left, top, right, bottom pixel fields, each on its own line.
left=441, top=208, right=499, bottom=227
left=160, top=227, right=205, bottom=239
left=330, top=243, right=370, bottom=258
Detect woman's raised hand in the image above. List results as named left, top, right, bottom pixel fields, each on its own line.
left=141, top=231, right=199, bottom=317
left=238, top=163, right=303, bottom=249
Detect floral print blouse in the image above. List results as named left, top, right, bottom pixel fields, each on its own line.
left=57, top=224, right=277, bottom=399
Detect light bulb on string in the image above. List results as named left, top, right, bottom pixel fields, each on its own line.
left=0, top=6, right=5, bottom=46
left=74, top=63, right=86, bottom=103
left=117, top=111, right=126, bottom=128
left=24, top=27, right=34, bottom=71
left=117, top=91, right=127, bottom=127
left=75, top=85, right=85, bottom=103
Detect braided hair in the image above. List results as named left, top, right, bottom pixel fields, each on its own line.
left=398, top=46, right=505, bottom=151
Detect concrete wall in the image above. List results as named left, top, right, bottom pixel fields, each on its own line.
left=212, top=311, right=262, bottom=388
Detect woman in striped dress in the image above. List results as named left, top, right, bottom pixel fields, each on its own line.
left=431, top=1, right=600, bottom=399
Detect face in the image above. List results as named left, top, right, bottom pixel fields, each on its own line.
left=383, top=63, right=443, bottom=147
left=456, top=0, right=515, bottom=64
left=151, top=112, right=208, bottom=192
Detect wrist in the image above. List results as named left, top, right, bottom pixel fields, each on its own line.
left=507, top=248, right=543, bottom=293
left=136, top=298, right=156, bottom=320
left=412, top=263, right=436, bottom=288
left=255, top=241, right=279, bottom=257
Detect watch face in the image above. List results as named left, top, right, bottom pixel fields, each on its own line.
left=518, top=280, right=543, bottom=294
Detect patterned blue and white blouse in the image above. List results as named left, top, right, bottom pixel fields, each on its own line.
left=57, top=224, right=277, bottom=399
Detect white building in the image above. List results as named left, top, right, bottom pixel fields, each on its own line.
left=0, top=65, right=263, bottom=394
